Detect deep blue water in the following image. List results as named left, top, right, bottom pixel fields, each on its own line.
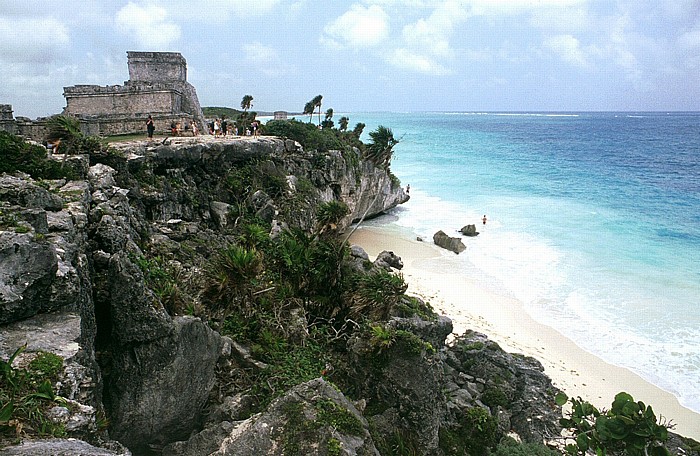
left=350, top=112, right=700, bottom=412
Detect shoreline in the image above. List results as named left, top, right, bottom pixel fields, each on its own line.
left=349, top=225, right=700, bottom=441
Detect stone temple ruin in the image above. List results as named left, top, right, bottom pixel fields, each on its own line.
left=1, top=51, right=206, bottom=139
left=64, top=51, right=206, bottom=136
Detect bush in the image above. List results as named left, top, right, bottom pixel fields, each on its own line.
left=493, top=439, right=560, bottom=456
left=0, top=131, right=78, bottom=180
left=439, top=407, right=499, bottom=456
left=349, top=270, right=408, bottom=321
left=264, top=119, right=344, bottom=152
left=1, top=346, right=66, bottom=440
left=556, top=391, right=671, bottom=456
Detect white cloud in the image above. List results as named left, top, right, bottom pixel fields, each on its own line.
left=116, top=2, right=181, bottom=50
left=243, top=41, right=284, bottom=77
left=389, top=48, right=452, bottom=75
left=322, top=4, right=390, bottom=49
left=0, top=16, right=70, bottom=63
left=469, top=0, right=587, bottom=16
left=544, top=34, right=588, bottom=67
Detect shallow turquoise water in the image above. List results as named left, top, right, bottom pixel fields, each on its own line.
left=349, top=111, right=700, bottom=412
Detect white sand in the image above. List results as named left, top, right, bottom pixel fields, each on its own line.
left=349, top=226, right=700, bottom=441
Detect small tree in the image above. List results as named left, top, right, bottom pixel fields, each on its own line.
left=241, top=95, right=254, bottom=112
left=352, top=122, right=365, bottom=138
left=556, top=391, right=671, bottom=456
left=365, top=125, right=398, bottom=168
left=338, top=116, right=349, bottom=132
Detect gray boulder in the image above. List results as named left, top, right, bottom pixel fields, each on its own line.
left=105, top=317, right=224, bottom=454
left=374, top=250, right=404, bottom=270
left=460, top=224, right=479, bottom=237
left=433, top=230, right=466, bottom=254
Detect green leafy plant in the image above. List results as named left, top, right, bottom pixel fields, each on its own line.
left=556, top=391, right=671, bottom=456
left=365, top=125, right=398, bottom=168
left=316, top=200, right=349, bottom=233
left=1, top=347, right=66, bottom=439
left=0, top=131, right=78, bottom=180
left=202, top=244, right=262, bottom=316
left=439, top=406, right=499, bottom=456
left=349, top=270, right=408, bottom=321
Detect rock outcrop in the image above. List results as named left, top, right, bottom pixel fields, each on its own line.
left=0, top=136, right=408, bottom=454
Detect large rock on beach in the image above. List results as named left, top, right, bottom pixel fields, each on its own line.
left=460, top=224, right=479, bottom=237
left=433, top=230, right=466, bottom=254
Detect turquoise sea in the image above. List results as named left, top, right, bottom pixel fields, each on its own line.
left=351, top=112, right=700, bottom=413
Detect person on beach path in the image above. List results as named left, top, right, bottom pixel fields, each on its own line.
left=146, top=115, right=155, bottom=139
left=482, top=215, right=487, bottom=225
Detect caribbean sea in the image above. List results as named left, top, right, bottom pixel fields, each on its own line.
left=349, top=111, right=700, bottom=413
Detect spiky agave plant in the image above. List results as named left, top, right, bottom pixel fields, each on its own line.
left=316, top=200, right=349, bottom=234
left=349, top=270, right=408, bottom=321
left=202, top=244, right=262, bottom=316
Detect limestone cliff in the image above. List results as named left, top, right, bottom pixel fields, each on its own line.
left=1, top=135, right=697, bottom=456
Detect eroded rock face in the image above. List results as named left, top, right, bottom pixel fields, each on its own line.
left=104, top=317, right=224, bottom=453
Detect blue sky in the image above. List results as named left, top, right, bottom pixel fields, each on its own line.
left=1, top=0, right=699, bottom=118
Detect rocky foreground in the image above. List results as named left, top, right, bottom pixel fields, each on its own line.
left=1, top=136, right=697, bottom=455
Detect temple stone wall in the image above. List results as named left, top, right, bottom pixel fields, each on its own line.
left=64, top=88, right=181, bottom=117
left=62, top=51, right=205, bottom=136
left=2, top=52, right=206, bottom=140
left=0, top=104, right=16, bottom=134
left=128, top=51, right=187, bottom=82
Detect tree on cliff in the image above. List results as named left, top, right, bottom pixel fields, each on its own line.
left=365, top=125, right=398, bottom=168
left=241, top=95, right=254, bottom=112
left=339, top=116, right=349, bottom=132
left=321, top=108, right=334, bottom=129
left=303, top=95, right=323, bottom=125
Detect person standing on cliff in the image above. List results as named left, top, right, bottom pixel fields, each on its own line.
left=146, top=115, right=155, bottom=139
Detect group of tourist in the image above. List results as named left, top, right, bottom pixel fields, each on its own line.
left=146, top=115, right=261, bottom=139
left=146, top=115, right=199, bottom=138
left=208, top=118, right=261, bottom=137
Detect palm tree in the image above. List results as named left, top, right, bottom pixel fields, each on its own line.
left=241, top=95, right=253, bottom=113
left=366, top=125, right=398, bottom=167
left=339, top=116, right=349, bottom=132
left=353, top=122, right=366, bottom=138
left=312, top=95, right=323, bottom=126
left=303, top=100, right=315, bottom=123
left=325, top=108, right=333, bottom=122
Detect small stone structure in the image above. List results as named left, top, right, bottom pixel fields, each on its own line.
left=63, top=51, right=206, bottom=136
left=273, top=111, right=288, bottom=120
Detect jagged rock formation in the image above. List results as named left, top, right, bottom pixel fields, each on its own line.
left=0, top=136, right=407, bottom=454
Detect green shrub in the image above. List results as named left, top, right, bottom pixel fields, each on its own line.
left=350, top=270, right=407, bottom=321
left=493, top=439, right=560, bottom=456
left=1, top=346, right=66, bottom=440
left=264, top=119, right=343, bottom=152
left=556, top=391, right=671, bottom=456
left=316, top=200, right=349, bottom=231
left=0, top=131, right=78, bottom=180
left=439, top=407, right=499, bottom=456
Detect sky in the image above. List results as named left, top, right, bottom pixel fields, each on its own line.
left=1, top=0, right=699, bottom=118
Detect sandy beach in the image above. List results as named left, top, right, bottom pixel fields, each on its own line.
left=349, top=225, right=700, bottom=441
